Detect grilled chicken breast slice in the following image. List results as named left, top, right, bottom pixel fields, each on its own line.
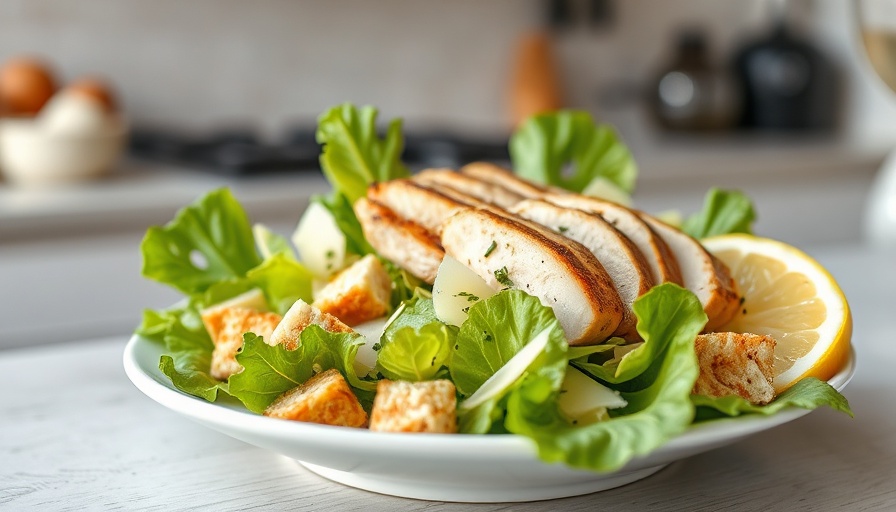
left=639, top=215, right=740, bottom=331
left=413, top=168, right=524, bottom=208
left=510, top=199, right=655, bottom=340
left=459, top=162, right=548, bottom=198
left=544, top=193, right=683, bottom=286
left=440, top=208, right=623, bottom=345
left=353, top=198, right=444, bottom=284
left=368, top=180, right=472, bottom=235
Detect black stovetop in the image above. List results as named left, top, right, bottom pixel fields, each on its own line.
left=128, top=125, right=510, bottom=176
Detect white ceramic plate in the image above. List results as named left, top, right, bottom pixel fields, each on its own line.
left=123, top=334, right=855, bottom=503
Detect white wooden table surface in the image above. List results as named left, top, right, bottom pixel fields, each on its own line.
left=2, top=246, right=895, bottom=511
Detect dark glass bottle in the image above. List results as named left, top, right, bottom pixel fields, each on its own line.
left=732, top=21, right=839, bottom=132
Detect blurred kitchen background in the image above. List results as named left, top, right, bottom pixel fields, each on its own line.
left=2, top=0, right=895, bottom=349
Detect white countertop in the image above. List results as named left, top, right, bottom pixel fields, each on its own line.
left=2, top=245, right=894, bottom=511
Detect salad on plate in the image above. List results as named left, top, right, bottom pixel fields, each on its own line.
left=136, top=104, right=852, bottom=473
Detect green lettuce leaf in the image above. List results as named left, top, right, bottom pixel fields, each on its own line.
left=314, top=194, right=375, bottom=256
left=509, top=110, right=637, bottom=195
left=376, top=323, right=454, bottom=381
left=253, top=223, right=296, bottom=260
left=228, top=326, right=375, bottom=413
left=574, top=283, right=708, bottom=386
left=245, top=254, right=314, bottom=315
left=157, top=303, right=228, bottom=402
left=141, top=188, right=262, bottom=295
left=316, top=103, right=409, bottom=203
left=136, top=307, right=181, bottom=345
left=450, top=290, right=567, bottom=397
left=382, top=293, right=439, bottom=340
left=692, top=377, right=853, bottom=422
left=449, top=291, right=568, bottom=434
left=503, top=284, right=705, bottom=472
left=682, top=188, right=756, bottom=239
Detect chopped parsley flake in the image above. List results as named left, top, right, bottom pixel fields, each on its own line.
left=372, top=343, right=382, bottom=352
left=558, top=226, right=569, bottom=234
left=484, top=240, right=497, bottom=257
left=494, top=266, right=514, bottom=287
left=454, top=291, right=480, bottom=302
left=325, top=250, right=335, bottom=259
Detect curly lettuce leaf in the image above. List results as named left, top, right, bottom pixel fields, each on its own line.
left=503, top=284, right=705, bottom=472
left=682, top=188, right=756, bottom=239
left=141, top=188, right=262, bottom=295
left=157, top=303, right=228, bottom=402
left=376, top=323, right=455, bottom=381
left=229, top=326, right=375, bottom=413
left=383, top=293, right=439, bottom=340
left=692, top=377, right=853, bottom=422
left=574, top=283, right=708, bottom=386
left=245, top=254, right=314, bottom=315
left=449, top=291, right=568, bottom=434
left=450, top=290, right=567, bottom=397
left=510, top=110, right=637, bottom=195
left=316, top=103, right=409, bottom=203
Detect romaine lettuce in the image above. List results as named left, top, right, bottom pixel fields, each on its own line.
left=229, top=326, right=376, bottom=414
left=692, top=377, right=853, bottom=421
left=682, top=188, right=756, bottom=239
left=141, top=188, right=262, bottom=295
left=503, top=284, right=705, bottom=472
left=509, top=110, right=637, bottom=196
left=450, top=290, right=567, bottom=397
left=316, top=103, right=409, bottom=204
left=376, top=323, right=454, bottom=382
left=157, top=302, right=228, bottom=402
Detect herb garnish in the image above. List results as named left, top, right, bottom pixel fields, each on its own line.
left=494, top=266, right=514, bottom=288
left=484, top=240, right=497, bottom=257
left=455, top=291, right=480, bottom=302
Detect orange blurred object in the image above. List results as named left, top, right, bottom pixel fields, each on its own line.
left=509, top=32, right=564, bottom=127
left=0, top=58, right=57, bottom=116
left=65, top=77, right=118, bottom=112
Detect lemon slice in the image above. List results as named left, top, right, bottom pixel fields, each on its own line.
left=702, top=234, right=852, bottom=393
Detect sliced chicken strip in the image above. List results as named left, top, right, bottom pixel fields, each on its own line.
left=510, top=198, right=655, bottom=340
left=459, top=162, right=548, bottom=198
left=368, top=180, right=473, bottom=235
left=440, top=208, right=623, bottom=345
left=353, top=198, right=444, bottom=284
left=639, top=215, right=740, bottom=331
left=544, top=193, right=683, bottom=286
left=413, top=168, right=524, bottom=208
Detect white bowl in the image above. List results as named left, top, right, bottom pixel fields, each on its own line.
left=0, top=117, right=126, bottom=186
left=123, top=333, right=855, bottom=503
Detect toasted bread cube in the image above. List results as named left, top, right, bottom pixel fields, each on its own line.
left=263, top=368, right=368, bottom=427
left=312, top=254, right=392, bottom=326
left=369, top=380, right=457, bottom=433
left=269, top=299, right=354, bottom=350
left=201, top=307, right=283, bottom=380
left=693, top=332, right=776, bottom=405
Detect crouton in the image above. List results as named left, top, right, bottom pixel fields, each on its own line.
left=693, top=332, right=776, bottom=405
left=269, top=299, right=353, bottom=350
left=312, top=254, right=391, bottom=326
left=369, top=380, right=457, bottom=433
left=201, top=306, right=283, bottom=380
left=263, top=369, right=368, bottom=427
